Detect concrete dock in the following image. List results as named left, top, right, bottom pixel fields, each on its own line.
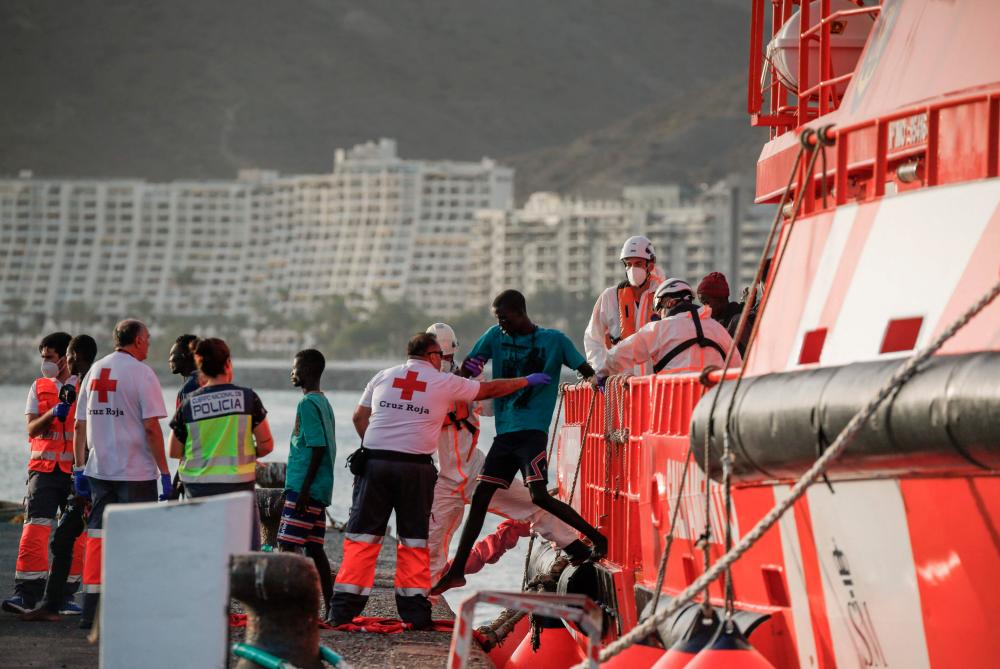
left=0, top=501, right=491, bottom=668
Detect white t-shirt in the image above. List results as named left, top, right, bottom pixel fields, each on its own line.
left=25, top=375, right=78, bottom=415
left=76, top=351, right=168, bottom=481
left=359, top=359, right=481, bottom=455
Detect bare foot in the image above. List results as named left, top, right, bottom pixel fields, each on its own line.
left=430, top=570, right=466, bottom=596
left=21, top=608, right=60, bottom=622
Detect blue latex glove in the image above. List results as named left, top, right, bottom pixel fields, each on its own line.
left=52, top=402, right=71, bottom=420
left=73, top=468, right=90, bottom=499
left=159, top=473, right=173, bottom=501
left=596, top=375, right=608, bottom=392
left=525, top=372, right=551, bottom=387
left=462, top=356, right=487, bottom=377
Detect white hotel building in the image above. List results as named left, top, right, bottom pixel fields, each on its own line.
left=472, top=178, right=772, bottom=306
left=0, top=140, right=767, bottom=331
left=0, top=140, right=513, bottom=322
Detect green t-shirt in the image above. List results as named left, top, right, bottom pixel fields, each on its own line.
left=285, top=392, right=336, bottom=507
left=468, top=325, right=586, bottom=435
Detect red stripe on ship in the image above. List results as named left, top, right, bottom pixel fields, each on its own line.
left=816, top=202, right=881, bottom=341
left=791, top=496, right=837, bottom=669
left=900, top=477, right=1000, bottom=667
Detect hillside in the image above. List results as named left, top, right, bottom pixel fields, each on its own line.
left=0, top=0, right=763, bottom=195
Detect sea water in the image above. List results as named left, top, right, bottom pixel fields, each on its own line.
left=0, top=384, right=526, bottom=624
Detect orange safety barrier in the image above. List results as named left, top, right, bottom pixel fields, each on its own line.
left=558, top=369, right=741, bottom=635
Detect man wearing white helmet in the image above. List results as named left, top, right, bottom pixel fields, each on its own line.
left=597, top=278, right=742, bottom=378
left=425, top=323, right=586, bottom=580
left=584, top=235, right=663, bottom=376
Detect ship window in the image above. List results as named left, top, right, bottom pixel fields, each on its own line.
left=797, top=328, right=827, bottom=365
left=880, top=317, right=923, bottom=354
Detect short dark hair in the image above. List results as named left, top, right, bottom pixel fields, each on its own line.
left=174, top=333, right=198, bottom=352
left=294, top=349, right=326, bottom=380
left=492, top=289, right=527, bottom=314
left=39, top=332, right=72, bottom=357
left=68, top=335, right=98, bottom=364
left=114, top=319, right=147, bottom=348
left=407, top=333, right=438, bottom=357
left=194, top=338, right=230, bottom=377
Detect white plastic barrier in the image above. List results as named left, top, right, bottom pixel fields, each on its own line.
left=100, top=491, right=253, bottom=669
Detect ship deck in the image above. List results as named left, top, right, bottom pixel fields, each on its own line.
left=0, top=501, right=490, bottom=669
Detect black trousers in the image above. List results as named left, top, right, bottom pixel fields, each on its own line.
left=328, top=455, right=437, bottom=628
left=37, top=497, right=87, bottom=612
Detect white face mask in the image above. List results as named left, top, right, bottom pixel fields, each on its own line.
left=626, top=266, right=647, bottom=287
left=440, top=357, right=456, bottom=374
left=40, top=360, right=61, bottom=379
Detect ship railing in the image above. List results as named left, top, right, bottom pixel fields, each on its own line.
left=775, top=88, right=1000, bottom=216
left=558, top=367, right=740, bottom=577
left=749, top=0, right=883, bottom=138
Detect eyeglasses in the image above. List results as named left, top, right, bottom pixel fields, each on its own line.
left=426, top=349, right=444, bottom=357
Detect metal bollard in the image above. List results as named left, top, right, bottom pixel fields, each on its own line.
left=256, top=488, right=286, bottom=548
left=230, top=552, right=324, bottom=669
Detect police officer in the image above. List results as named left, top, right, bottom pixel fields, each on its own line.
left=168, top=338, right=273, bottom=549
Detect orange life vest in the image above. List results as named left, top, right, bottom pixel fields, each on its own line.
left=29, top=377, right=76, bottom=474
left=606, top=282, right=655, bottom=347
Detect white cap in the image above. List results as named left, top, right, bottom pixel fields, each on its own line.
left=620, top=235, right=656, bottom=261
left=654, top=277, right=693, bottom=305
left=426, top=323, right=458, bottom=355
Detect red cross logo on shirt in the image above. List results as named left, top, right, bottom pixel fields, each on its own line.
left=90, top=368, right=118, bottom=404
left=392, top=370, right=427, bottom=401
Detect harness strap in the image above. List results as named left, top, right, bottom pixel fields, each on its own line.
left=446, top=411, right=478, bottom=435
left=653, top=308, right=727, bottom=373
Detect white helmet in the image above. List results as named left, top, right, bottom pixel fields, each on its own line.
left=654, top=277, right=693, bottom=307
left=426, top=323, right=458, bottom=355
left=620, top=235, right=656, bottom=261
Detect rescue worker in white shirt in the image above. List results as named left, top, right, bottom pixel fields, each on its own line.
left=73, top=319, right=171, bottom=629
left=597, top=278, right=743, bottom=380
left=328, top=332, right=551, bottom=629
left=584, top=235, right=663, bottom=376
left=2, top=332, right=84, bottom=615
left=425, top=323, right=587, bottom=581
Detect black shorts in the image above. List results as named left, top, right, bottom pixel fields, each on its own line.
left=477, top=429, right=548, bottom=489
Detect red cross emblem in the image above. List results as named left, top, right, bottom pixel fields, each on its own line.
left=90, top=368, right=118, bottom=404
left=391, top=370, right=427, bottom=401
